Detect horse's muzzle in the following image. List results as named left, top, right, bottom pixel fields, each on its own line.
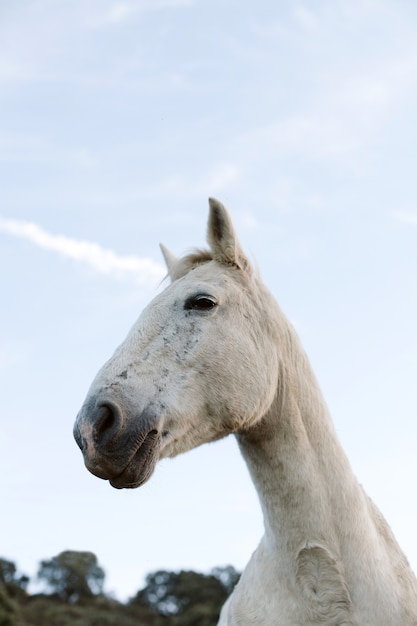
left=74, top=398, right=161, bottom=489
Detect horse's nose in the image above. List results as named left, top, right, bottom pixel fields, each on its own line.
left=74, top=400, right=124, bottom=455
left=73, top=418, right=85, bottom=451
left=91, top=402, right=123, bottom=448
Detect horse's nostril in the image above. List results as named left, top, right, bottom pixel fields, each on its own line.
left=93, top=403, right=121, bottom=446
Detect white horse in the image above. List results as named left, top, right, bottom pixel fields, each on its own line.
left=74, top=199, right=417, bottom=625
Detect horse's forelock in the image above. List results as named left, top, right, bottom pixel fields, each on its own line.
left=169, top=248, right=213, bottom=281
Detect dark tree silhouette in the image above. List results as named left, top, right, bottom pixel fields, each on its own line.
left=0, top=553, right=240, bottom=625
left=211, top=565, right=240, bottom=595
left=37, top=550, right=105, bottom=602
left=0, top=558, right=29, bottom=596
left=131, top=566, right=240, bottom=625
left=0, top=583, right=20, bottom=626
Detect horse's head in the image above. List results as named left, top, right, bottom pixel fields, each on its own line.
left=74, top=199, right=279, bottom=488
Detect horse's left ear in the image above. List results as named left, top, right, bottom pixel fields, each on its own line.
left=207, top=198, right=252, bottom=274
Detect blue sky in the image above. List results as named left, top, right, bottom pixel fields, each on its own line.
left=1, top=0, right=417, bottom=600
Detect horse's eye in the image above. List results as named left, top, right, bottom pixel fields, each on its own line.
left=184, top=294, right=218, bottom=311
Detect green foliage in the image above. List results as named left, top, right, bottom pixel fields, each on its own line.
left=131, top=566, right=240, bottom=625
left=19, top=595, right=160, bottom=626
left=37, top=551, right=105, bottom=602
left=0, top=552, right=239, bottom=626
left=211, top=566, right=240, bottom=596
left=0, top=561, right=19, bottom=588
left=0, top=558, right=29, bottom=626
left=0, top=559, right=29, bottom=600
left=0, top=583, right=21, bottom=626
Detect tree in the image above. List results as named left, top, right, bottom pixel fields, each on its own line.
left=211, top=565, right=240, bottom=595
left=131, top=566, right=240, bottom=625
left=0, top=561, right=18, bottom=588
left=0, top=584, right=21, bottom=626
left=0, top=558, right=28, bottom=604
left=0, top=560, right=26, bottom=626
left=0, top=559, right=29, bottom=593
left=37, top=550, right=105, bottom=602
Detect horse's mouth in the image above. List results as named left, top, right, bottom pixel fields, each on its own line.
left=83, top=428, right=161, bottom=490
left=109, top=429, right=160, bottom=489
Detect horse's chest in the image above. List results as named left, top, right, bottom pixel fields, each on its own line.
left=218, top=545, right=302, bottom=625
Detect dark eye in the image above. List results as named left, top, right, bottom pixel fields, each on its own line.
left=184, top=294, right=218, bottom=311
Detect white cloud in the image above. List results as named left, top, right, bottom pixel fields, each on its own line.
left=238, top=112, right=359, bottom=162
left=230, top=8, right=417, bottom=169
left=0, top=217, right=165, bottom=285
left=102, top=0, right=194, bottom=24
left=294, top=6, right=318, bottom=31
left=105, top=1, right=138, bottom=23
left=391, top=211, right=417, bottom=227
left=237, top=47, right=417, bottom=167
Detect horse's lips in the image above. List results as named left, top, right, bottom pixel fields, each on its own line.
left=108, top=430, right=160, bottom=490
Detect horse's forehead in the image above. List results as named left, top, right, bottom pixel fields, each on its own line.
left=168, top=262, right=237, bottom=296
left=137, top=263, right=241, bottom=328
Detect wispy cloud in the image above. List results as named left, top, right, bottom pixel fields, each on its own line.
left=103, top=0, right=194, bottom=24
left=236, top=44, right=417, bottom=167
left=293, top=6, right=319, bottom=31
left=391, top=210, right=417, bottom=227
left=0, top=217, right=165, bottom=285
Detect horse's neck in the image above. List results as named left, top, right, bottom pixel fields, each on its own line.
left=234, top=318, right=417, bottom=623
left=237, top=324, right=361, bottom=558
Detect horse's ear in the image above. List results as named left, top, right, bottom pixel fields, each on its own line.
left=207, top=198, right=252, bottom=274
left=159, top=243, right=178, bottom=281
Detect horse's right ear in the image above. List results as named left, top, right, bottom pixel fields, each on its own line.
left=207, top=198, right=252, bottom=274
left=159, top=244, right=178, bottom=281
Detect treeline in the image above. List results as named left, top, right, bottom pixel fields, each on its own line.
left=0, top=551, right=239, bottom=626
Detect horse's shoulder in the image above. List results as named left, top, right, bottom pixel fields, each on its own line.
left=296, top=541, right=356, bottom=625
